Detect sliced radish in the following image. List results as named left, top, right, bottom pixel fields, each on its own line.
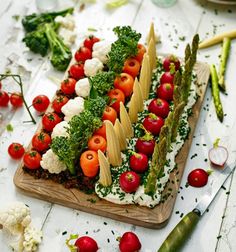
left=208, top=139, right=228, bottom=168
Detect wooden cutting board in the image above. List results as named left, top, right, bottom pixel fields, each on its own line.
left=14, top=61, right=210, bottom=229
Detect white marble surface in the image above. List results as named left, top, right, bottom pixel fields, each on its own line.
left=0, top=0, right=236, bottom=251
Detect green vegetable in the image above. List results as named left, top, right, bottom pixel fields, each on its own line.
left=51, top=110, right=102, bottom=175
left=210, top=64, right=224, bottom=122
left=171, top=102, right=185, bottom=142
left=22, top=8, right=74, bottom=32
left=218, top=37, right=231, bottom=91
left=107, top=26, right=141, bottom=73
left=106, top=0, right=128, bottom=8
left=45, top=23, right=72, bottom=71
left=84, top=96, right=107, bottom=118
left=6, top=124, right=14, bottom=132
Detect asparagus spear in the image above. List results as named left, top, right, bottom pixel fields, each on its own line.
left=171, top=102, right=185, bottom=142
left=185, top=43, right=191, bottom=63
left=218, top=37, right=231, bottom=92
left=210, top=64, right=224, bottom=122
left=190, top=34, right=199, bottom=69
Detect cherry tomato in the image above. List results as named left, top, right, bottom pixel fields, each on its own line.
left=42, top=112, right=62, bottom=132
left=107, top=89, right=125, bottom=113
left=32, top=132, right=51, bottom=152
left=75, top=46, right=92, bottom=62
left=0, top=90, right=9, bottom=106
left=187, top=168, right=209, bottom=187
left=135, top=138, right=155, bottom=156
left=88, top=135, right=107, bottom=152
left=9, top=92, right=23, bottom=107
left=23, top=150, right=41, bottom=169
left=52, top=95, right=69, bottom=113
left=94, top=122, right=106, bottom=139
left=157, top=83, right=174, bottom=101
left=134, top=43, right=146, bottom=64
left=119, top=171, right=140, bottom=193
left=83, top=35, right=100, bottom=50
left=148, top=98, right=170, bottom=118
left=163, top=55, right=180, bottom=72
left=114, top=73, right=134, bottom=97
left=32, top=95, right=50, bottom=112
left=160, top=71, right=175, bottom=84
left=80, top=150, right=99, bottom=177
left=119, top=232, right=142, bottom=252
left=123, top=58, right=141, bottom=78
left=69, top=63, right=84, bottom=80
left=102, top=106, right=117, bottom=124
left=130, top=152, right=148, bottom=173
left=74, top=236, right=98, bottom=252
left=143, top=114, right=164, bottom=136
left=61, top=78, right=77, bottom=95
left=8, top=143, right=25, bottom=159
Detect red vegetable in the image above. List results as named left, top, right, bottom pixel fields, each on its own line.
left=0, top=90, right=9, bottom=106
left=75, top=46, right=92, bottom=62
left=69, top=63, right=84, bottom=80
left=108, top=88, right=125, bottom=113
left=187, top=168, right=209, bottom=187
left=119, top=232, right=142, bottom=252
left=163, top=55, right=180, bottom=72
left=157, top=83, right=174, bottom=101
left=160, top=72, right=175, bottom=84
left=42, top=112, right=62, bottom=132
left=52, top=96, right=69, bottom=113
left=32, top=132, right=51, bottom=152
left=74, top=236, right=98, bottom=252
left=9, top=92, right=23, bottom=107
left=119, top=171, right=140, bottom=193
left=83, top=35, right=100, bottom=50
left=135, top=138, right=155, bottom=156
left=23, top=150, right=41, bottom=169
left=61, top=78, right=77, bottom=95
left=134, top=43, right=146, bottom=64
left=8, top=143, right=25, bottom=159
left=123, top=58, right=141, bottom=78
left=32, top=95, right=50, bottom=112
left=130, top=152, right=148, bottom=173
left=148, top=98, right=170, bottom=118
left=114, top=73, right=134, bottom=97
left=208, top=139, right=228, bottom=168
left=143, top=114, right=164, bottom=136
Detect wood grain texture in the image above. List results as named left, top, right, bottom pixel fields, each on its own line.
left=14, top=61, right=210, bottom=229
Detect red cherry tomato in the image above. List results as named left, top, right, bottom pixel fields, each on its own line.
left=135, top=138, right=155, bottom=156
left=130, top=152, right=148, bottom=173
left=52, top=96, right=69, bottom=113
left=9, top=92, right=23, bottom=107
left=32, top=132, right=51, bottom=152
left=157, top=83, right=174, bottom=101
left=74, top=236, right=98, bottom=252
left=148, top=98, right=170, bottom=118
left=32, top=95, right=50, bottom=112
left=8, top=143, right=25, bottom=159
left=75, top=46, right=92, bottom=62
left=143, top=114, right=164, bottom=136
left=163, top=55, right=180, bottom=72
left=134, top=43, right=146, bottom=64
left=114, top=73, right=134, bottom=97
left=119, top=232, right=142, bottom=252
left=107, top=88, right=125, bottom=113
left=61, top=78, right=77, bottom=95
left=23, top=150, right=41, bottom=169
left=0, top=90, right=9, bottom=106
left=83, top=35, right=100, bottom=50
left=42, top=112, right=62, bottom=132
left=160, top=72, right=175, bottom=84
left=102, top=106, right=117, bottom=125
left=123, top=58, right=141, bottom=78
left=119, top=171, right=140, bottom=193
left=187, top=168, right=209, bottom=187
left=69, top=63, right=84, bottom=80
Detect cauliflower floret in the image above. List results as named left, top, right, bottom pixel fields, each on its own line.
left=55, top=14, right=75, bottom=31
left=75, top=78, right=91, bottom=98
left=0, top=202, right=31, bottom=235
left=84, top=58, right=103, bottom=77
left=61, top=97, right=84, bottom=122
left=92, top=40, right=111, bottom=64
left=23, top=225, right=43, bottom=252
left=51, top=121, right=69, bottom=139
left=58, top=28, right=77, bottom=47
left=40, top=149, right=67, bottom=174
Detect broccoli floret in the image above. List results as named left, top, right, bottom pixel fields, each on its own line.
left=22, top=8, right=74, bottom=32
left=44, top=23, right=72, bottom=71
left=22, top=25, right=49, bottom=56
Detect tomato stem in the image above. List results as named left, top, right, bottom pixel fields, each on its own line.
left=0, top=74, right=36, bottom=124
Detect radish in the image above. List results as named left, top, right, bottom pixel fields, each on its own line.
left=66, top=234, right=98, bottom=252
left=119, top=232, right=141, bottom=252
left=187, top=168, right=209, bottom=187
left=209, top=138, right=228, bottom=168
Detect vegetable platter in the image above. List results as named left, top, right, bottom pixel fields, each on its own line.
left=14, top=24, right=210, bottom=229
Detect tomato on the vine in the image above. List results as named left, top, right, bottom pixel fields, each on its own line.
left=52, top=96, right=69, bottom=113
left=83, top=35, right=100, bottom=50
left=0, top=90, right=9, bottom=106
left=32, top=95, right=50, bottom=112
left=9, top=92, right=23, bottom=107
left=23, top=150, right=41, bottom=169
left=69, top=63, right=84, bottom=80
left=75, top=46, right=92, bottom=62
left=32, top=132, right=51, bottom=152
left=42, top=112, right=62, bottom=132
left=114, top=73, right=134, bottom=97
left=8, top=143, right=25, bottom=159
left=61, top=78, right=77, bottom=95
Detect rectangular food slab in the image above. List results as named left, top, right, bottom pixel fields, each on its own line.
left=14, top=61, right=210, bottom=229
